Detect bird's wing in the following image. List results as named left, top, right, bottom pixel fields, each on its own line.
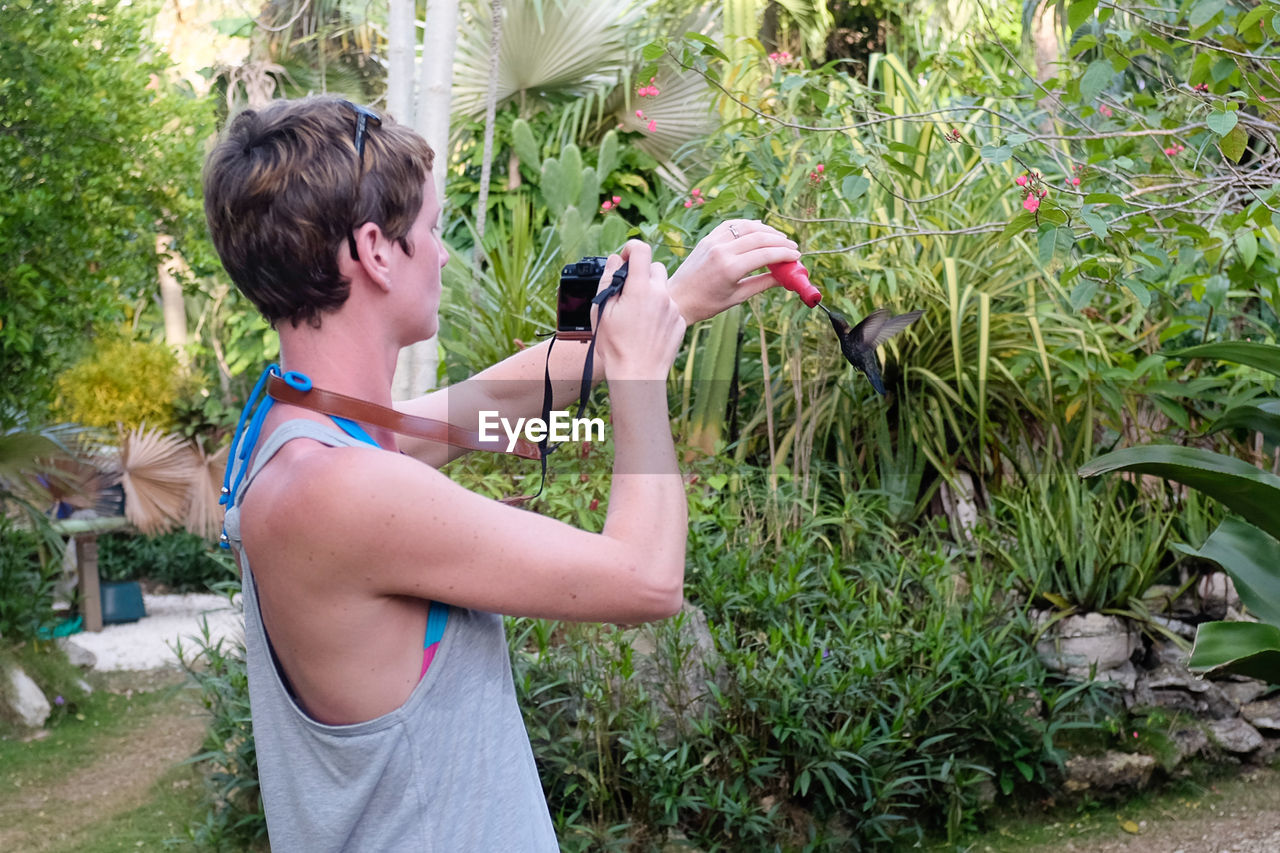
left=865, top=310, right=923, bottom=348
left=850, top=308, right=890, bottom=346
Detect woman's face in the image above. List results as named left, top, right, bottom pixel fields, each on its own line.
left=393, top=177, right=449, bottom=343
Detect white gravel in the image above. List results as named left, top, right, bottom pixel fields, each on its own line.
left=64, top=593, right=244, bottom=672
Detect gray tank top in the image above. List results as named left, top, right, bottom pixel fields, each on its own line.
left=223, top=419, right=557, bottom=852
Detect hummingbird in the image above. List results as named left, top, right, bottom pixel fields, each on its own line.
left=819, top=305, right=924, bottom=396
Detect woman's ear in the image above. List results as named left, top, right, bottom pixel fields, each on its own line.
left=351, top=222, right=393, bottom=291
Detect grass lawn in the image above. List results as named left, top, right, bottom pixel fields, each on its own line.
left=0, top=670, right=209, bottom=853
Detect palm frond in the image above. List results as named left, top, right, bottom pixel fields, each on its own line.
left=451, top=0, right=648, bottom=120
left=119, top=426, right=196, bottom=536
left=185, top=443, right=230, bottom=541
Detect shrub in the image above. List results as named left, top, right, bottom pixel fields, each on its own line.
left=53, top=337, right=186, bottom=431
left=510, top=482, right=1080, bottom=849
left=0, top=516, right=60, bottom=642
left=176, top=583, right=266, bottom=851
left=97, top=529, right=232, bottom=593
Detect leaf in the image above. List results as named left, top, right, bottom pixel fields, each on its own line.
left=1068, top=0, right=1099, bottom=31
left=1205, top=400, right=1280, bottom=445
left=980, top=145, right=1012, bottom=164
left=1070, top=279, right=1097, bottom=310
left=1236, top=230, right=1258, bottom=269
left=1084, top=192, right=1125, bottom=206
left=1121, top=819, right=1141, bottom=835
left=1207, top=109, right=1239, bottom=137
left=1220, top=124, right=1249, bottom=163
left=1123, top=278, right=1151, bottom=308
left=1182, top=518, right=1280, bottom=625
left=119, top=426, right=195, bottom=536
left=1079, top=445, right=1280, bottom=541
left=841, top=175, right=870, bottom=203
left=1082, top=211, right=1108, bottom=238
left=1165, top=341, right=1280, bottom=378
left=1190, top=0, right=1227, bottom=30
left=1001, top=211, right=1037, bottom=238
left=1237, top=5, right=1271, bottom=34
left=1189, top=621, right=1280, bottom=684
left=1079, top=59, right=1113, bottom=103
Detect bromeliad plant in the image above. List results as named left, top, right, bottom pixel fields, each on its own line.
left=986, top=462, right=1174, bottom=617
left=1081, top=341, right=1280, bottom=685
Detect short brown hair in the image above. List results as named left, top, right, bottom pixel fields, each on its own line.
left=203, top=96, right=435, bottom=328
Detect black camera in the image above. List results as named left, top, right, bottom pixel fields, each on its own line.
left=557, top=257, right=627, bottom=333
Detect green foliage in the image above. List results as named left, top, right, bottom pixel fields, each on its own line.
left=0, top=0, right=214, bottom=422
left=985, top=467, right=1174, bottom=614
left=98, top=530, right=233, bottom=593
left=1082, top=343, right=1280, bottom=684
left=0, top=515, right=60, bottom=643
left=53, top=336, right=186, bottom=432
left=176, top=584, right=266, bottom=851
left=502, top=467, right=1082, bottom=849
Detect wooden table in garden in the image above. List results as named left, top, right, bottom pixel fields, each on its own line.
left=50, top=516, right=132, bottom=632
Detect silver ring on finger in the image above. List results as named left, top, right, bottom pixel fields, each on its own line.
left=728, top=224, right=740, bottom=239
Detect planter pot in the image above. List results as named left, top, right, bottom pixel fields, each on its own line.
left=1035, top=611, right=1136, bottom=675
left=100, top=581, right=146, bottom=624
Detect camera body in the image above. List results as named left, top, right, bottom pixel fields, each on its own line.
left=557, top=256, right=628, bottom=333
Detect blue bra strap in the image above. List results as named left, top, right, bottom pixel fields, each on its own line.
left=331, top=416, right=380, bottom=448
left=424, top=600, right=449, bottom=648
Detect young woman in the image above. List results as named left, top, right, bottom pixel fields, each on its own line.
left=203, top=95, right=801, bottom=850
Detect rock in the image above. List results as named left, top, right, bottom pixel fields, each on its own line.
left=1098, top=660, right=1138, bottom=692
left=1225, top=605, right=1258, bottom=623
left=621, top=600, right=725, bottom=743
left=1144, top=662, right=1211, bottom=693
left=1196, top=572, right=1239, bottom=620
left=1207, top=718, right=1264, bottom=754
left=57, top=637, right=97, bottom=669
left=1035, top=612, right=1137, bottom=675
left=2, top=663, right=52, bottom=728
left=1241, top=696, right=1280, bottom=732
left=1169, top=726, right=1208, bottom=764
left=1149, top=617, right=1197, bottom=643
left=1063, top=751, right=1157, bottom=792
left=1220, top=680, right=1270, bottom=709
left=936, top=469, right=980, bottom=542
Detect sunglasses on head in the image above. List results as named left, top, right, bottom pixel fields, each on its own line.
left=341, top=100, right=382, bottom=262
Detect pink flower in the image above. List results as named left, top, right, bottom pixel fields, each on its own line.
left=1072, top=177, right=1081, bottom=186
left=684, top=199, right=693, bottom=208
left=646, top=119, right=657, bottom=132
left=1023, top=195, right=1040, bottom=213
left=1015, top=175, right=1028, bottom=187
left=600, top=201, right=613, bottom=211
left=635, top=109, right=645, bottom=119
left=696, top=196, right=705, bottom=205
left=691, top=188, right=702, bottom=197
left=1164, top=147, right=1176, bottom=156
left=815, top=163, right=824, bottom=173
left=612, top=196, right=620, bottom=204
left=1098, top=104, right=1113, bottom=118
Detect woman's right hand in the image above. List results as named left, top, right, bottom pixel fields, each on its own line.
left=594, top=240, right=687, bottom=382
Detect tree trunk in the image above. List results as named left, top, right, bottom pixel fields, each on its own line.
left=393, top=0, right=461, bottom=401
left=474, top=0, right=504, bottom=264
left=386, top=0, right=415, bottom=121
left=156, top=235, right=188, bottom=364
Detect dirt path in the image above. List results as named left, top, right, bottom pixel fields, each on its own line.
left=980, top=766, right=1280, bottom=853
left=0, top=675, right=206, bottom=853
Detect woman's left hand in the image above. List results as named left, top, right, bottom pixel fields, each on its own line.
left=667, top=220, right=801, bottom=324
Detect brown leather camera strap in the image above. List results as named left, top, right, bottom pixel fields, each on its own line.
left=266, top=373, right=540, bottom=461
